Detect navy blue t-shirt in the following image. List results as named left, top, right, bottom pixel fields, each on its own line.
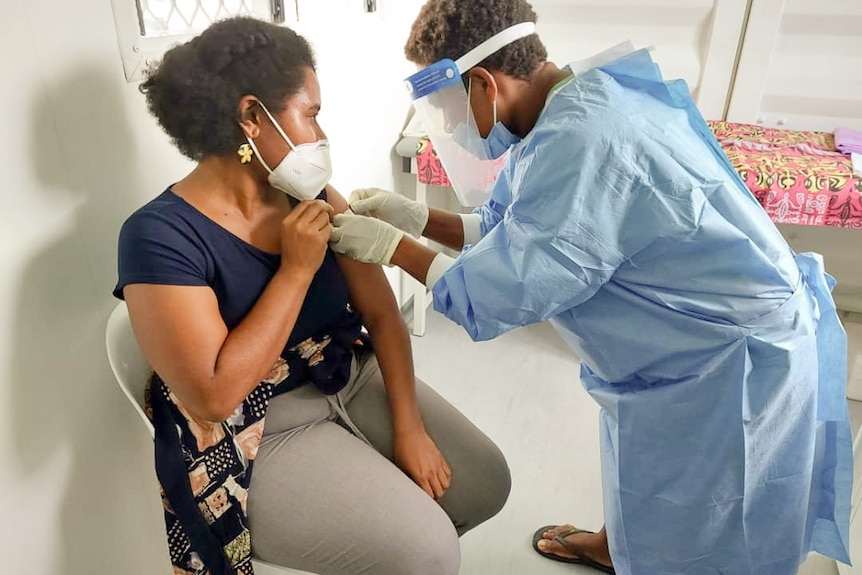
left=114, top=189, right=365, bottom=395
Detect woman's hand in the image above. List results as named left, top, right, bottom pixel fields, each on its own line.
left=280, top=200, right=334, bottom=277
left=394, top=428, right=452, bottom=500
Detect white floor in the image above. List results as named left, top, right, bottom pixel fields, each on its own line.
left=410, top=309, right=862, bottom=575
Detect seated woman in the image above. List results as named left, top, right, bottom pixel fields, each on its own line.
left=114, top=17, right=510, bottom=575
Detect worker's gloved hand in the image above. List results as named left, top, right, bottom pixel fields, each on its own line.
left=348, top=188, right=429, bottom=238
left=329, top=213, right=405, bottom=266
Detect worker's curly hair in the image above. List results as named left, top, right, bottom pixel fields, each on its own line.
left=140, top=17, right=315, bottom=161
left=405, top=0, right=547, bottom=79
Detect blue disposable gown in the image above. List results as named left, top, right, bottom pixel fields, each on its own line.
left=431, top=50, right=853, bottom=575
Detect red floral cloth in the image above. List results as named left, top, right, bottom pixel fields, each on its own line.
left=414, top=138, right=453, bottom=188
left=708, top=121, right=862, bottom=228
left=413, top=122, right=862, bottom=228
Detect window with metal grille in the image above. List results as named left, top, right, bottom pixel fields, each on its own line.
left=110, top=0, right=283, bottom=82
left=137, top=0, right=256, bottom=37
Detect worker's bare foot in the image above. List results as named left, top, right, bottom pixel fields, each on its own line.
left=534, top=524, right=614, bottom=570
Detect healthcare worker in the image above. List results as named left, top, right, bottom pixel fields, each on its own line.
left=328, top=1, right=854, bottom=574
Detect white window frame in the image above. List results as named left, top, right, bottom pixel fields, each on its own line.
left=110, top=0, right=285, bottom=82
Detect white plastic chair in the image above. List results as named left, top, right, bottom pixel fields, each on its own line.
left=106, top=301, right=315, bottom=575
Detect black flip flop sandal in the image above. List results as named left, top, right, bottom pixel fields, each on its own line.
left=532, top=524, right=616, bottom=574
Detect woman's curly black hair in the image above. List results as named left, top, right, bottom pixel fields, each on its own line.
left=140, top=17, right=315, bottom=161
left=405, top=0, right=546, bottom=79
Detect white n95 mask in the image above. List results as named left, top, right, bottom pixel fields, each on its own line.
left=244, top=100, right=332, bottom=201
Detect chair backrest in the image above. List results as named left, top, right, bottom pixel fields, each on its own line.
left=106, top=301, right=154, bottom=437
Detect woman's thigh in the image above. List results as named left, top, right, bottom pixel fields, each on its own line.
left=248, top=420, right=460, bottom=575
left=342, top=352, right=511, bottom=535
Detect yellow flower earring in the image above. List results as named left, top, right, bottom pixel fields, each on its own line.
left=237, top=143, right=253, bottom=164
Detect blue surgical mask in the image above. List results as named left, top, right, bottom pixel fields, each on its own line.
left=483, top=119, right=520, bottom=159
left=468, top=77, right=520, bottom=159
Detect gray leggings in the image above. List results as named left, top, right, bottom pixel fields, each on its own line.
left=247, top=350, right=511, bottom=575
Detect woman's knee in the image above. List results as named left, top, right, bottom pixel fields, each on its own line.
left=483, top=442, right=513, bottom=516
left=456, top=440, right=512, bottom=532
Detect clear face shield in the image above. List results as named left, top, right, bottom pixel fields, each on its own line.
left=404, top=22, right=536, bottom=207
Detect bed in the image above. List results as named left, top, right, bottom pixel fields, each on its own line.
left=412, top=121, right=862, bottom=228
left=706, top=121, right=862, bottom=228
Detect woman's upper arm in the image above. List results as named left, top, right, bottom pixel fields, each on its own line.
left=117, top=210, right=228, bottom=418
left=124, top=283, right=228, bottom=417
left=324, top=186, right=401, bottom=322
left=324, top=184, right=349, bottom=214
left=337, top=256, right=402, bottom=324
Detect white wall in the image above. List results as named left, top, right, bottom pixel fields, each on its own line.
left=0, top=0, right=180, bottom=572
left=532, top=0, right=749, bottom=120
left=0, top=0, right=425, bottom=573
left=291, top=0, right=430, bottom=299
left=729, top=0, right=862, bottom=132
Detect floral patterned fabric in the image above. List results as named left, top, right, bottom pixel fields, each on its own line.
left=414, top=122, right=862, bottom=228
left=147, top=323, right=368, bottom=575
left=148, top=367, right=283, bottom=575
left=414, top=138, right=453, bottom=188
left=708, top=121, right=862, bottom=228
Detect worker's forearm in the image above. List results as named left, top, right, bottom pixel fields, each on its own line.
left=422, top=208, right=465, bottom=251
left=390, top=236, right=438, bottom=285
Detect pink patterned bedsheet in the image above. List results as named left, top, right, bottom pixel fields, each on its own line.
left=414, top=122, right=862, bottom=228
left=707, top=121, right=861, bottom=228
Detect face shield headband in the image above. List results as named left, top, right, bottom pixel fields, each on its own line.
left=404, top=22, right=536, bottom=207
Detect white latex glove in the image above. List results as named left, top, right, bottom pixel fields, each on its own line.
left=329, top=213, right=405, bottom=266
left=348, top=188, right=429, bottom=238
